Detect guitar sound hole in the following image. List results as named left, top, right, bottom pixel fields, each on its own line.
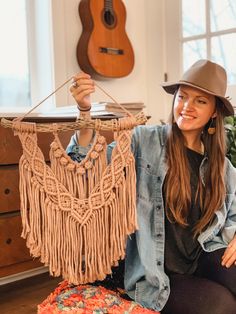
left=103, top=10, right=116, bottom=28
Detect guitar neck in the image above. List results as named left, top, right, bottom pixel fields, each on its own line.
left=104, top=0, right=113, bottom=12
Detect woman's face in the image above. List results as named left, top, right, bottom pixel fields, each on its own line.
left=173, top=85, right=216, bottom=136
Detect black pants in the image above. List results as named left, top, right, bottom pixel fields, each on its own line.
left=162, top=249, right=236, bottom=314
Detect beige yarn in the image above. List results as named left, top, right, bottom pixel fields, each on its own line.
left=14, top=120, right=137, bottom=284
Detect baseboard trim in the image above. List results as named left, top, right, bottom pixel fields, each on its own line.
left=0, top=266, right=49, bottom=286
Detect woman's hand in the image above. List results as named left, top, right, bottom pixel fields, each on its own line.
left=70, top=72, right=95, bottom=110
left=221, top=235, right=236, bottom=268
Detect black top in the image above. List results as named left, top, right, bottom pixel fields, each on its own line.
left=164, top=147, right=204, bottom=275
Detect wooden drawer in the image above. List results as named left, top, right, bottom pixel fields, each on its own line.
left=0, top=213, right=33, bottom=267
left=0, top=126, right=74, bottom=165
left=0, top=165, right=20, bottom=213
left=0, top=126, right=22, bottom=165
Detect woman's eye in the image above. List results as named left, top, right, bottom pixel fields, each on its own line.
left=178, top=95, right=184, bottom=100
left=198, top=99, right=207, bottom=104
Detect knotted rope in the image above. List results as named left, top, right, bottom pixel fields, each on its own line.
left=0, top=77, right=146, bottom=284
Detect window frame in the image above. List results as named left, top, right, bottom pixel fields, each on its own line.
left=164, top=0, right=236, bottom=106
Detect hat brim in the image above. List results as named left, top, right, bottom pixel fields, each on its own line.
left=161, top=81, right=234, bottom=116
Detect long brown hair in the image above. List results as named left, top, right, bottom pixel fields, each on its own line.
left=164, top=96, right=226, bottom=236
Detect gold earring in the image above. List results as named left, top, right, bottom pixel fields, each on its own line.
left=208, top=118, right=216, bottom=135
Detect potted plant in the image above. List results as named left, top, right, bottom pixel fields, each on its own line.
left=224, top=116, right=236, bottom=167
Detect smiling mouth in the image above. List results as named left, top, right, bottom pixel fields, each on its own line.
left=181, top=114, right=196, bottom=120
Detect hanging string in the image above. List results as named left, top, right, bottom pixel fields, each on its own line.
left=94, top=83, right=133, bottom=117
left=13, top=76, right=134, bottom=122
left=14, top=77, right=73, bottom=122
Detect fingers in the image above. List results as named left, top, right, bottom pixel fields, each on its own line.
left=71, top=85, right=95, bottom=101
left=221, top=241, right=236, bottom=268
left=70, top=72, right=95, bottom=108
left=70, top=72, right=94, bottom=91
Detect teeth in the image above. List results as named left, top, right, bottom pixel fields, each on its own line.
left=181, top=114, right=194, bottom=120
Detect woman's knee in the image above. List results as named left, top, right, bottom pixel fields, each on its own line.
left=192, top=278, right=236, bottom=314
left=163, top=274, right=236, bottom=314
left=197, top=249, right=236, bottom=296
left=210, top=287, right=236, bottom=314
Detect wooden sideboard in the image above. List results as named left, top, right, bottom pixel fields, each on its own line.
left=0, top=117, right=75, bottom=279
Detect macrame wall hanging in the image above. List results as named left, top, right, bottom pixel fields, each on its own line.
left=1, top=78, right=147, bottom=285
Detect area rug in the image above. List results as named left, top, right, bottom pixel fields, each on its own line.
left=38, top=280, right=159, bottom=314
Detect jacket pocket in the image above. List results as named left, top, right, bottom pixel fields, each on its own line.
left=136, top=157, right=159, bottom=201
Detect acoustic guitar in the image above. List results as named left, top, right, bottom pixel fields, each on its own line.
left=76, top=0, right=135, bottom=78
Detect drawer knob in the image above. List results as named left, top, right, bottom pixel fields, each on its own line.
left=6, top=238, right=12, bottom=245
left=4, top=188, right=10, bottom=194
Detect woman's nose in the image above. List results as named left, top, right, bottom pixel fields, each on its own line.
left=183, top=98, right=194, bottom=110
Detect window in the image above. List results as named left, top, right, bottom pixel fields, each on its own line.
left=181, top=0, right=236, bottom=85
left=0, top=0, right=30, bottom=108
left=0, top=1, right=58, bottom=114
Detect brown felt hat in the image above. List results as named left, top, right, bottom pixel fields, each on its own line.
left=162, top=59, right=234, bottom=116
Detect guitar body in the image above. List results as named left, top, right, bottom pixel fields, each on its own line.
left=77, top=0, right=135, bottom=78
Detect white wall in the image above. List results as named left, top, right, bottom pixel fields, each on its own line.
left=51, top=0, right=170, bottom=124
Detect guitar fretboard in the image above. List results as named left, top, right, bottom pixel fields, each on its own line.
left=104, top=0, right=113, bottom=12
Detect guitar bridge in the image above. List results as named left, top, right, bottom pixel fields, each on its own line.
left=99, top=47, right=124, bottom=55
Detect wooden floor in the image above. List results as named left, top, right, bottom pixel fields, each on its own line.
left=0, top=273, right=61, bottom=314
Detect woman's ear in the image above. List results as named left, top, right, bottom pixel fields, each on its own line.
left=212, top=112, right=217, bottom=118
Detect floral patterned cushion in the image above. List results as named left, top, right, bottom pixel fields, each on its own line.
left=38, top=280, right=159, bottom=314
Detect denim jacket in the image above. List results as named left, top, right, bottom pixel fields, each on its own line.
left=66, top=124, right=236, bottom=311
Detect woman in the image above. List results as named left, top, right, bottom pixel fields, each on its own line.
left=67, top=60, right=236, bottom=314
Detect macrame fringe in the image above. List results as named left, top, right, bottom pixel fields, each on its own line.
left=16, top=127, right=137, bottom=284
